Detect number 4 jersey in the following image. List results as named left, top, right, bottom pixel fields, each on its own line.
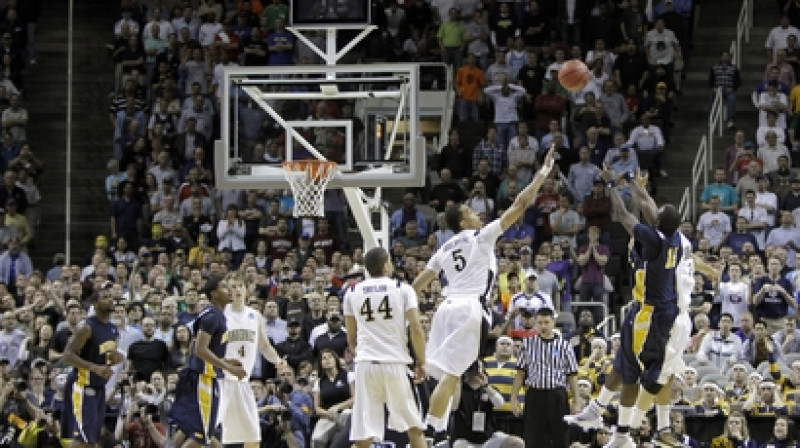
left=342, top=277, right=419, bottom=364
left=223, top=304, right=260, bottom=381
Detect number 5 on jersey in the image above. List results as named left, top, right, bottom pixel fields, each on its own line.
left=360, top=296, right=394, bottom=322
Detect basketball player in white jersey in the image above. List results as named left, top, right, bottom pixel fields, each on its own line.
left=412, top=145, right=555, bottom=433
left=343, top=247, right=428, bottom=448
left=220, top=274, right=285, bottom=447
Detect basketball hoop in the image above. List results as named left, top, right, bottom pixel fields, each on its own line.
left=282, top=160, right=338, bottom=217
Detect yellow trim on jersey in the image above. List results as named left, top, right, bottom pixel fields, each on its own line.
left=72, top=383, right=87, bottom=441
left=633, top=269, right=645, bottom=304
left=632, top=303, right=654, bottom=365
left=483, top=356, right=524, bottom=412
left=198, top=374, right=213, bottom=441
left=77, top=368, right=89, bottom=386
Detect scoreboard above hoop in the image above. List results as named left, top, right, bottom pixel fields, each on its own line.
left=290, top=0, right=371, bottom=27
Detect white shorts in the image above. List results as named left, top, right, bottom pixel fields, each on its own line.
left=350, top=362, right=425, bottom=442
left=427, top=297, right=483, bottom=379
left=659, top=309, right=692, bottom=383
left=219, top=378, right=260, bottom=443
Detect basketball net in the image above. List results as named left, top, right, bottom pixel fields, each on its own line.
left=282, top=161, right=338, bottom=217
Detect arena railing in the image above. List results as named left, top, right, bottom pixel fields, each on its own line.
left=689, top=0, right=751, bottom=221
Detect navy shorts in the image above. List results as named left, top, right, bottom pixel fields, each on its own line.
left=61, top=381, right=107, bottom=444
left=169, top=369, right=220, bottom=444
left=633, top=301, right=680, bottom=385
left=613, top=301, right=642, bottom=385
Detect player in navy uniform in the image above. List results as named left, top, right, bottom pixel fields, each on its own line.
left=169, top=276, right=247, bottom=448
left=566, top=170, right=690, bottom=448
left=61, top=287, right=124, bottom=447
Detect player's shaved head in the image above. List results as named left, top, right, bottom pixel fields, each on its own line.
left=656, top=204, right=681, bottom=236
left=445, top=204, right=464, bottom=232
left=364, top=247, right=389, bottom=277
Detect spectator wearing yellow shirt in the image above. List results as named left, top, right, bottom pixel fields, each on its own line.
left=483, top=336, right=525, bottom=437
left=437, top=8, right=465, bottom=68
left=3, top=199, right=30, bottom=246
left=725, top=363, right=752, bottom=404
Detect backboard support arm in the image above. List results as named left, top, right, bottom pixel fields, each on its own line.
left=287, top=24, right=393, bottom=252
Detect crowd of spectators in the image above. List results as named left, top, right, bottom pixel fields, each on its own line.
left=10, top=0, right=800, bottom=448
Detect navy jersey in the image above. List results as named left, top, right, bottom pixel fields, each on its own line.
left=67, top=316, right=119, bottom=388
left=633, top=224, right=682, bottom=307
left=753, top=276, right=794, bottom=318
left=186, top=305, right=228, bottom=378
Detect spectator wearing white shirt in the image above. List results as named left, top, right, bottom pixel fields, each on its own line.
left=627, top=113, right=666, bottom=177
left=757, top=111, right=786, bottom=146
left=758, top=131, right=791, bottom=174
left=697, top=195, right=732, bottom=250
left=755, top=176, right=780, bottom=226
left=696, top=312, right=743, bottom=372
left=737, top=189, right=770, bottom=250
left=484, top=79, right=528, bottom=151
left=216, top=204, right=247, bottom=267
left=716, top=264, right=751, bottom=328
left=757, top=80, right=789, bottom=128
left=765, top=15, right=800, bottom=62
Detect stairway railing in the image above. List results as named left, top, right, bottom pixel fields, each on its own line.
left=686, top=0, right=752, bottom=221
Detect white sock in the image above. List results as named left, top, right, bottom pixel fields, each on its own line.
left=656, top=404, right=671, bottom=431
left=629, top=406, right=646, bottom=430
left=425, top=414, right=445, bottom=432
left=618, top=406, right=632, bottom=430
left=596, top=386, right=615, bottom=407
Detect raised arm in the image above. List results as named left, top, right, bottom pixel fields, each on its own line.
left=499, top=145, right=555, bottom=231
left=600, top=169, right=639, bottom=235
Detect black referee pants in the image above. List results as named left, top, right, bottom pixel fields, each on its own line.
left=523, top=387, right=569, bottom=448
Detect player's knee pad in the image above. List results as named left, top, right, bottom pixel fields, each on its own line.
left=641, top=379, right=663, bottom=395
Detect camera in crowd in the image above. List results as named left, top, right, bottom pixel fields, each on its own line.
left=131, top=403, right=160, bottom=423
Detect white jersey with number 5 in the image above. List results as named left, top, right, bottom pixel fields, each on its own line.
left=343, top=277, right=418, bottom=364
left=223, top=304, right=259, bottom=380
left=427, top=220, right=503, bottom=299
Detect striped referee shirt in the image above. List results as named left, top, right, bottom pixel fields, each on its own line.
left=517, top=334, right=578, bottom=389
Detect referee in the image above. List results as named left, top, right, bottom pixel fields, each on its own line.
left=510, top=306, right=579, bottom=448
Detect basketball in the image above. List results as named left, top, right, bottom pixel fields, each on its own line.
left=558, top=59, right=590, bottom=92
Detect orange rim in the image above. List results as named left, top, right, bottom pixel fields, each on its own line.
left=282, top=160, right=338, bottom=183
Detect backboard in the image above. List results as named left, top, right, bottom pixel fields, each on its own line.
left=214, top=63, right=426, bottom=191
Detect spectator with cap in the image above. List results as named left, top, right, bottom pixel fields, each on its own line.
left=390, top=193, right=428, bottom=238
left=309, top=304, right=347, bottom=359
left=506, top=271, right=553, bottom=325
left=276, top=316, right=314, bottom=372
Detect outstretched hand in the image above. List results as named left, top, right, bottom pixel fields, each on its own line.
left=541, top=144, right=556, bottom=173
left=635, top=168, right=649, bottom=189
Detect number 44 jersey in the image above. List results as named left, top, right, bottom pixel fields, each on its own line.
left=343, top=277, right=419, bottom=364
left=223, top=304, right=260, bottom=380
